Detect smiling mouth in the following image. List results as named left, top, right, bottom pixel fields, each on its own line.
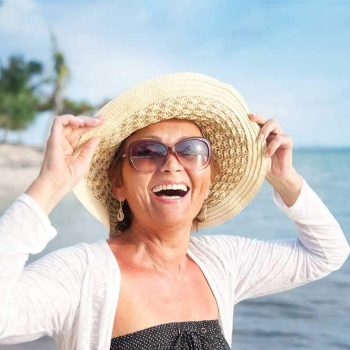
left=151, top=184, right=190, bottom=199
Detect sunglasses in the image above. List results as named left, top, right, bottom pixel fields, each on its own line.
left=120, top=137, right=212, bottom=173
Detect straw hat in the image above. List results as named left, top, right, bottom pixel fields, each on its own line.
left=73, top=72, right=267, bottom=232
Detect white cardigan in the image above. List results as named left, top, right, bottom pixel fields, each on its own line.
left=0, top=178, right=349, bottom=350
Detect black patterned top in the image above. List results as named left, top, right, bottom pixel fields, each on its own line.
left=110, top=319, right=231, bottom=350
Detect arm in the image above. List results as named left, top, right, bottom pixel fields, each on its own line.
left=228, top=114, right=350, bottom=303
left=0, top=194, right=86, bottom=344
left=25, top=115, right=104, bottom=215
left=0, top=114, right=104, bottom=344
left=231, top=177, right=349, bottom=304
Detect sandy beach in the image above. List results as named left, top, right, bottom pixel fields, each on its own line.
left=0, top=144, right=43, bottom=201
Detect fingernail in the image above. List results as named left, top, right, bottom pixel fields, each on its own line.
left=258, top=134, right=265, bottom=142
left=265, top=149, right=271, bottom=158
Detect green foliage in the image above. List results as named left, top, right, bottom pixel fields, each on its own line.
left=36, top=94, right=95, bottom=115
left=0, top=90, right=38, bottom=130
left=62, top=98, right=95, bottom=115
left=40, top=33, right=95, bottom=117
left=0, top=56, right=44, bottom=140
left=1, top=37, right=106, bottom=143
left=53, top=51, right=69, bottom=81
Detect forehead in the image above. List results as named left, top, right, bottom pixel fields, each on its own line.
left=126, top=119, right=203, bottom=144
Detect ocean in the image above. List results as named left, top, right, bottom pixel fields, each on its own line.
left=1, top=149, right=349, bottom=350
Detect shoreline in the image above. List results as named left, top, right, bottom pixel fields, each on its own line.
left=0, top=144, right=43, bottom=201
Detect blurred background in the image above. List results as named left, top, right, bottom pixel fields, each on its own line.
left=0, top=0, right=349, bottom=349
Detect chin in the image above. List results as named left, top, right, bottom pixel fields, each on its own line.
left=154, top=214, right=193, bottom=228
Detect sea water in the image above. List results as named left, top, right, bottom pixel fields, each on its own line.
left=0, top=149, right=349, bottom=350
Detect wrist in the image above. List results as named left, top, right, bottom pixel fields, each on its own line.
left=25, top=175, right=69, bottom=215
left=267, top=169, right=303, bottom=207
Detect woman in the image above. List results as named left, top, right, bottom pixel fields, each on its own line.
left=0, top=72, right=348, bottom=350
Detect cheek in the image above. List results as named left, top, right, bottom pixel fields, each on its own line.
left=192, top=169, right=211, bottom=196
left=123, top=173, right=152, bottom=205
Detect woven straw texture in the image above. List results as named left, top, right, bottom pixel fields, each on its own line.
left=73, top=72, right=267, bottom=232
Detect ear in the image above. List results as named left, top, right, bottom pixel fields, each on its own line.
left=111, top=179, right=126, bottom=202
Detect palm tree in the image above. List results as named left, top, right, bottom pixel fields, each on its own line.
left=50, top=31, right=69, bottom=117
left=0, top=56, right=45, bottom=143
left=40, top=31, right=95, bottom=140
left=0, top=28, right=104, bottom=144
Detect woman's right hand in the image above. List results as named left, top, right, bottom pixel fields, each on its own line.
left=26, top=114, right=105, bottom=214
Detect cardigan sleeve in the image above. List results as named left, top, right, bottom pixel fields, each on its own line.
left=0, top=194, right=87, bottom=345
left=227, top=177, right=350, bottom=304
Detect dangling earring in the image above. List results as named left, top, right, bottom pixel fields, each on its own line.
left=117, top=200, right=125, bottom=222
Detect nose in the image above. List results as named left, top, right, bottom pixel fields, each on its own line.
left=159, top=150, right=184, bottom=172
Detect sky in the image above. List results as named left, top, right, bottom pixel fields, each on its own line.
left=1, top=0, right=350, bottom=147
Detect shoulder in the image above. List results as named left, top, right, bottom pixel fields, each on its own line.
left=29, top=239, right=109, bottom=274
left=71, top=239, right=114, bottom=266
left=189, top=233, right=242, bottom=250
left=28, top=241, right=89, bottom=271
left=188, top=233, right=244, bottom=265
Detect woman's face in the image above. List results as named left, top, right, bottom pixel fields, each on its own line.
left=112, top=119, right=212, bottom=231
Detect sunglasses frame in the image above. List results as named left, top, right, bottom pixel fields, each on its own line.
left=120, top=137, right=212, bottom=173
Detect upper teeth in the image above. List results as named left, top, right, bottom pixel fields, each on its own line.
left=152, top=184, right=188, bottom=193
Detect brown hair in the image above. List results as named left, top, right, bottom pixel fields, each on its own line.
left=108, top=138, right=220, bottom=234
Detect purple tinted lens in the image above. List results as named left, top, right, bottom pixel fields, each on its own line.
left=176, top=139, right=210, bottom=169
left=130, top=141, right=167, bottom=171
left=129, top=138, right=210, bottom=172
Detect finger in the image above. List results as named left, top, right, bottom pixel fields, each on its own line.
left=265, top=134, right=293, bottom=157
left=55, top=115, right=85, bottom=128
left=50, top=115, right=84, bottom=144
left=62, top=116, right=104, bottom=138
left=52, top=115, right=103, bottom=136
left=249, top=114, right=284, bottom=135
left=258, top=119, right=283, bottom=142
left=48, top=114, right=105, bottom=152
left=74, top=115, right=105, bottom=128
left=66, top=119, right=105, bottom=148
left=76, top=137, right=100, bottom=166
left=248, top=113, right=267, bottom=126
left=65, top=116, right=105, bottom=147
left=96, top=114, right=106, bottom=121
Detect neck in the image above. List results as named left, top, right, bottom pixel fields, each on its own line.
left=123, top=220, right=193, bottom=275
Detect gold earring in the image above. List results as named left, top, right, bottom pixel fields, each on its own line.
left=117, top=200, right=124, bottom=222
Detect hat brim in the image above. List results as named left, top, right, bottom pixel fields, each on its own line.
left=73, top=72, right=267, bottom=232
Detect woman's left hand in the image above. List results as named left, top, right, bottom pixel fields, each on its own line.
left=249, top=113, right=303, bottom=206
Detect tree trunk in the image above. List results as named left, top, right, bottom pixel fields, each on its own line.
left=1, top=127, right=8, bottom=144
